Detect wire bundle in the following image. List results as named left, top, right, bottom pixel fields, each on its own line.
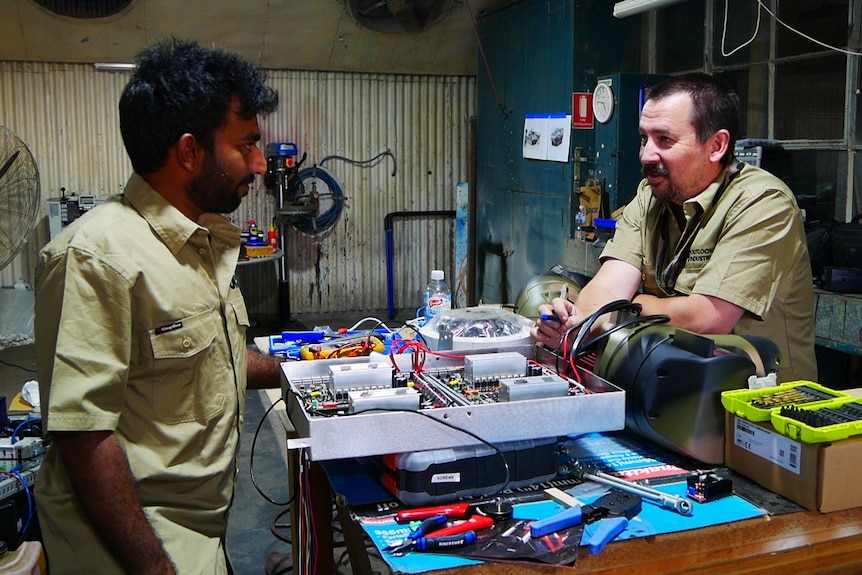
left=552, top=299, right=670, bottom=380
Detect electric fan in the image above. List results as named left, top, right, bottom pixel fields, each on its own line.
left=0, top=126, right=40, bottom=273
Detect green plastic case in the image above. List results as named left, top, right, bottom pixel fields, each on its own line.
left=770, top=398, right=862, bottom=443
left=720, top=381, right=848, bottom=422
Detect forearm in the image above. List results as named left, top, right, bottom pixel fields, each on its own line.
left=572, top=260, right=642, bottom=320
left=247, top=349, right=283, bottom=389
left=633, top=292, right=743, bottom=334
left=53, top=431, right=175, bottom=575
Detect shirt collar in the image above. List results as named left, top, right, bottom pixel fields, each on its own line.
left=684, top=157, right=739, bottom=214
left=123, top=173, right=241, bottom=255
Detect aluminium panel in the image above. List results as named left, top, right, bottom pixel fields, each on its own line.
left=281, top=346, right=625, bottom=461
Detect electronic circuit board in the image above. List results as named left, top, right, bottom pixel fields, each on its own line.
left=281, top=345, right=625, bottom=461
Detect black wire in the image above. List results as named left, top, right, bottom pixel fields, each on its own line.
left=362, top=407, right=512, bottom=499
left=269, top=506, right=292, bottom=544
left=319, top=149, right=397, bottom=177
left=553, top=299, right=641, bottom=377
left=567, top=299, right=643, bottom=360
left=0, top=357, right=36, bottom=372
left=250, top=395, right=294, bottom=506
left=575, top=313, right=671, bottom=358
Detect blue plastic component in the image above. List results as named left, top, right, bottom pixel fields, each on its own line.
left=414, top=531, right=477, bottom=552
left=407, top=514, right=448, bottom=540
left=265, top=142, right=298, bottom=157
left=588, top=516, right=629, bottom=555
left=268, top=329, right=397, bottom=359
left=529, top=505, right=583, bottom=539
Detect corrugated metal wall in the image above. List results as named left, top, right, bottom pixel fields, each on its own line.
left=0, top=62, right=475, bottom=318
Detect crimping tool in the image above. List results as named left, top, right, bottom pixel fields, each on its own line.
left=529, top=488, right=642, bottom=555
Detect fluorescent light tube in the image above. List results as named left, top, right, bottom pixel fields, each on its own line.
left=93, top=62, right=136, bottom=71
left=613, top=0, right=688, bottom=18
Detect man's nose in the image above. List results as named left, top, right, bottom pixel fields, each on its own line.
left=249, top=146, right=267, bottom=175
left=639, top=139, right=659, bottom=163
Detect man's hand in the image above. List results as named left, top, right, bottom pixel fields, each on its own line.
left=531, top=297, right=582, bottom=349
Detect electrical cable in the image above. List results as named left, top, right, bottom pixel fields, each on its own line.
left=722, top=0, right=862, bottom=58
left=0, top=358, right=36, bottom=372
left=347, top=317, right=398, bottom=333
left=0, top=469, right=34, bottom=536
left=465, top=0, right=506, bottom=116
left=552, top=299, right=642, bottom=378
left=364, top=407, right=512, bottom=500
left=568, top=300, right=643, bottom=357
left=249, top=397, right=294, bottom=506
left=9, top=418, right=40, bottom=444
left=319, top=149, right=397, bottom=177
left=575, top=313, right=671, bottom=360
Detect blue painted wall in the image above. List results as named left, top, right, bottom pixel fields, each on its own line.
left=475, top=0, right=639, bottom=305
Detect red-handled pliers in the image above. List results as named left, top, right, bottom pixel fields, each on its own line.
left=395, top=502, right=473, bottom=523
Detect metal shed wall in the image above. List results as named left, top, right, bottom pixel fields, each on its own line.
left=0, top=62, right=475, bottom=319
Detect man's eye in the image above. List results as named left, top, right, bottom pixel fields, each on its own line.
left=639, top=135, right=647, bottom=146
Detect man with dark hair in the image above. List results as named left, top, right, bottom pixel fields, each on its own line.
left=533, top=73, right=816, bottom=382
left=34, top=38, right=283, bottom=574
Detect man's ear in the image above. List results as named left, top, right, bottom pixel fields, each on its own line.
left=709, top=129, right=731, bottom=164
left=176, top=133, right=203, bottom=173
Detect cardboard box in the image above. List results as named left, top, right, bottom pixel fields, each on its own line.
left=724, top=412, right=862, bottom=512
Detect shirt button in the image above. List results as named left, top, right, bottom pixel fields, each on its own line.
left=198, top=248, right=207, bottom=255
left=182, top=337, right=192, bottom=348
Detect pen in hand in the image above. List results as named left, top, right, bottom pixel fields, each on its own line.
left=540, top=313, right=561, bottom=322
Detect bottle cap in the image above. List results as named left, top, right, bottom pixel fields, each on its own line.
left=431, top=270, right=444, bottom=280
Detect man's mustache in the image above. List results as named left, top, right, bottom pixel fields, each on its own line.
left=642, top=164, right=669, bottom=178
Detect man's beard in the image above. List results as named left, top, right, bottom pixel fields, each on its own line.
left=187, top=154, right=252, bottom=214
left=642, top=163, right=683, bottom=204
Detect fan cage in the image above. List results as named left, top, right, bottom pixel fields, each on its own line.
left=0, top=127, right=41, bottom=272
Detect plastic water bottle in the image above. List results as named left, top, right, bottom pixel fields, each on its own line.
left=423, top=270, right=452, bottom=321
left=575, top=206, right=587, bottom=242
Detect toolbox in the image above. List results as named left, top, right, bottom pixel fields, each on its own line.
left=720, top=381, right=848, bottom=422
left=280, top=345, right=625, bottom=461
left=380, top=437, right=558, bottom=506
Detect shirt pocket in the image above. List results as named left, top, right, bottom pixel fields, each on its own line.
left=149, top=310, right=225, bottom=424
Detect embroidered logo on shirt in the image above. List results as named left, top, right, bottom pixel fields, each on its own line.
left=155, top=321, right=183, bottom=335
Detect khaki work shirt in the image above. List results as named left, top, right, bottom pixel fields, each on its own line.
left=601, top=160, right=817, bottom=383
left=34, top=173, right=249, bottom=574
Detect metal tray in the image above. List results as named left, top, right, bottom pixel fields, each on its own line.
left=281, top=345, right=625, bottom=461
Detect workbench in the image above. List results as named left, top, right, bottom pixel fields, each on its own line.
left=421, top=505, right=862, bottom=574
left=264, top=327, right=862, bottom=575
left=285, top=451, right=862, bottom=575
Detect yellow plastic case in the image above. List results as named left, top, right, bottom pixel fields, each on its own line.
left=720, top=381, right=848, bottom=422
left=770, top=397, right=862, bottom=443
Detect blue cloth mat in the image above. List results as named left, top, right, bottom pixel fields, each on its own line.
left=330, top=433, right=769, bottom=574
left=358, top=483, right=765, bottom=574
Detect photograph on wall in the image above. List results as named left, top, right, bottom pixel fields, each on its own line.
left=547, top=113, right=572, bottom=162
left=523, top=113, right=548, bottom=160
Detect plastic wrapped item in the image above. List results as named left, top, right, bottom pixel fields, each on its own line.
left=418, top=306, right=534, bottom=351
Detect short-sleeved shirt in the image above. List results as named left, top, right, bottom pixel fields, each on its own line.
left=34, top=173, right=249, bottom=574
left=600, top=160, right=817, bottom=383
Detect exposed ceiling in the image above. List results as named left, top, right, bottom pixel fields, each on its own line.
left=0, top=0, right=516, bottom=75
